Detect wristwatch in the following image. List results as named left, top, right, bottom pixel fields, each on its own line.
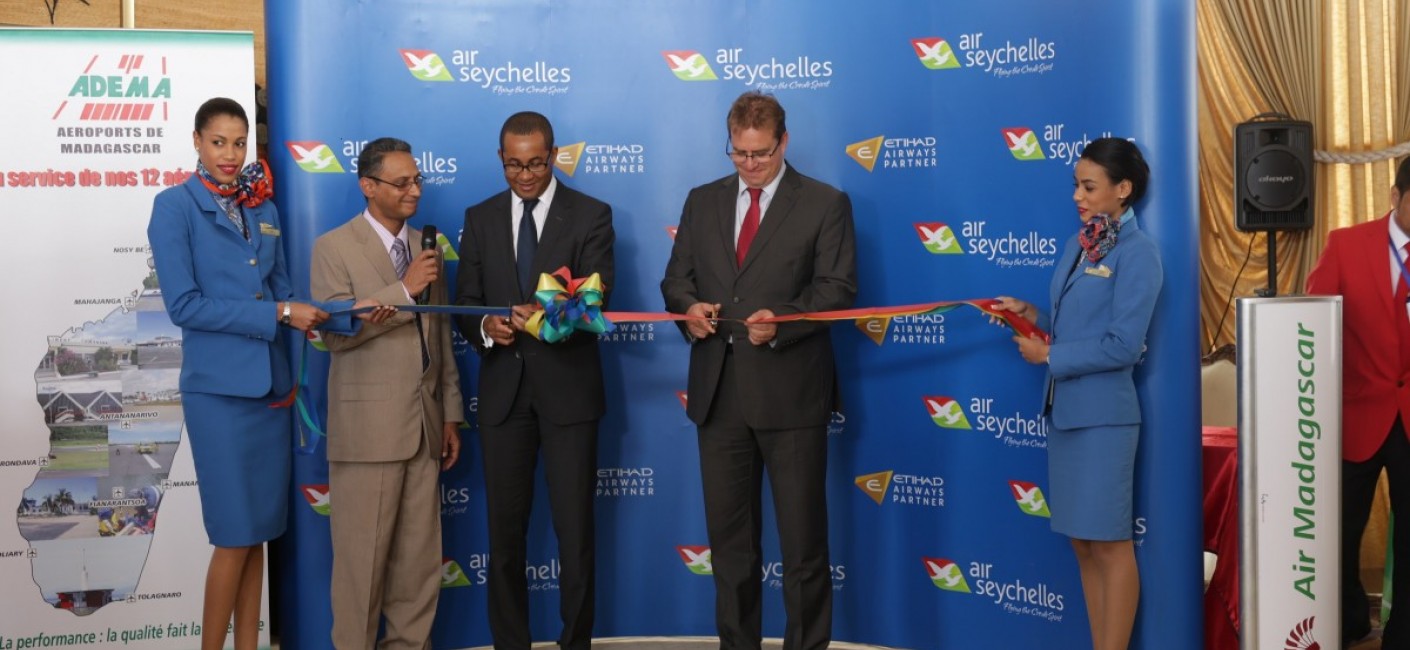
left=280, top=302, right=292, bottom=326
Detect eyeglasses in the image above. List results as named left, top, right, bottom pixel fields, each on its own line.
left=503, top=161, right=551, bottom=175
left=726, top=140, right=781, bottom=164
left=366, top=174, right=425, bottom=191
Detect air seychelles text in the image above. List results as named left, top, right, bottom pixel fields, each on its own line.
left=451, top=50, right=571, bottom=89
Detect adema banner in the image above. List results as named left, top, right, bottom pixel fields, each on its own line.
left=0, top=28, right=267, bottom=649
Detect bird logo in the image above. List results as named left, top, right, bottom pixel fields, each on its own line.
left=676, top=546, right=714, bottom=575
left=399, top=49, right=453, bottom=82
left=662, top=51, right=718, bottom=81
left=1001, top=127, right=1046, bottom=161
left=914, top=223, right=964, bottom=255
left=911, top=38, right=961, bottom=70
left=922, top=557, right=971, bottom=592
left=924, top=396, right=972, bottom=429
left=440, top=558, right=472, bottom=588
left=1009, top=480, right=1052, bottom=518
left=285, top=141, right=345, bottom=173
left=301, top=485, right=331, bottom=516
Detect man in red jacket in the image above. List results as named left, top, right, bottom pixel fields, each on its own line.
left=1306, top=156, right=1410, bottom=647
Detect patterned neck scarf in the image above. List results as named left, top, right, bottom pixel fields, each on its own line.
left=1078, top=213, right=1122, bottom=263
left=196, top=159, right=273, bottom=208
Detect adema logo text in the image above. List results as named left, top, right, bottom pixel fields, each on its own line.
left=924, top=555, right=1067, bottom=622
left=663, top=47, right=834, bottom=91
left=854, top=470, right=944, bottom=508
left=554, top=141, right=647, bottom=177
left=677, top=545, right=713, bottom=575
left=846, top=135, right=937, bottom=172
left=913, top=32, right=1058, bottom=78
left=1008, top=480, right=1051, bottom=518
left=1004, top=124, right=1122, bottom=166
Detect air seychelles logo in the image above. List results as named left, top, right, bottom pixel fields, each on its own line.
left=923, top=555, right=1067, bottom=622
left=661, top=47, right=834, bottom=91
left=923, top=558, right=971, bottom=592
left=554, top=140, right=647, bottom=176
left=301, top=485, right=330, bottom=516
left=921, top=220, right=1059, bottom=269
left=1005, top=124, right=1121, bottom=166
left=854, top=470, right=945, bottom=508
left=403, top=48, right=572, bottom=95
left=915, top=223, right=963, bottom=254
left=399, top=49, right=453, bottom=82
left=846, top=135, right=937, bottom=171
left=662, top=51, right=718, bottom=81
left=440, top=557, right=472, bottom=588
left=1009, top=480, right=1051, bottom=518
left=924, top=396, right=971, bottom=429
left=677, top=546, right=713, bottom=575
left=927, top=393, right=1048, bottom=448
left=913, top=32, right=1058, bottom=78
left=285, top=141, right=345, bottom=173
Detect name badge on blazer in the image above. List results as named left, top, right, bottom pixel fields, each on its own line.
left=1084, top=264, right=1112, bottom=278
left=258, top=222, right=281, bottom=237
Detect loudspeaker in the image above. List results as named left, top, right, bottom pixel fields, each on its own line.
left=1235, top=119, right=1314, bottom=231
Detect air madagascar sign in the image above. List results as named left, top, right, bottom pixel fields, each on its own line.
left=1239, top=298, right=1340, bottom=649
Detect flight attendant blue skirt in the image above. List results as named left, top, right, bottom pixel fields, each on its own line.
left=183, top=390, right=292, bottom=547
left=1046, top=421, right=1139, bottom=541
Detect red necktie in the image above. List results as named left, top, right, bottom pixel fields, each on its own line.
left=737, top=187, right=762, bottom=267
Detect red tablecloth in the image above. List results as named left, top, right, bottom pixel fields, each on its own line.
left=1202, top=425, right=1239, bottom=650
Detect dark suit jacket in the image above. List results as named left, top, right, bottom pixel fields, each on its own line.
left=1306, top=212, right=1410, bottom=462
left=454, top=181, right=615, bottom=427
left=661, top=164, right=857, bottom=429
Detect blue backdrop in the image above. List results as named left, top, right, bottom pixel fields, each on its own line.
left=266, top=2, right=1200, bottom=648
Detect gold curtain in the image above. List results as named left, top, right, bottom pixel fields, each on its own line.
left=1198, top=0, right=1408, bottom=350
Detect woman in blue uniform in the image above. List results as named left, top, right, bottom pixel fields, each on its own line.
left=147, top=97, right=382, bottom=650
left=996, top=138, right=1162, bottom=650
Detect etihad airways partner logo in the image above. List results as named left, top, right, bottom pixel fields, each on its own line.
left=911, top=32, right=1058, bottom=78
left=662, top=47, right=833, bottom=90
left=853, top=312, right=948, bottom=346
left=855, top=470, right=945, bottom=507
left=1009, top=480, right=1051, bottom=518
left=554, top=141, right=646, bottom=176
left=399, top=49, right=453, bottom=82
left=677, top=545, right=713, bottom=575
left=846, top=135, right=937, bottom=172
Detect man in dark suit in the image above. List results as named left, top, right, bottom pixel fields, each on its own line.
left=454, top=111, right=614, bottom=650
left=661, top=91, right=857, bottom=650
left=1307, top=156, right=1410, bottom=648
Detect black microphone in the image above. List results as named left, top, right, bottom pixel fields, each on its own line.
left=420, top=225, right=438, bottom=304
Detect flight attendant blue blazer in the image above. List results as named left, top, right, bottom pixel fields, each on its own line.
left=147, top=174, right=355, bottom=398
left=1037, top=213, right=1162, bottom=430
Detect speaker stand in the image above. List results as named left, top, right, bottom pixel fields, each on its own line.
left=1256, top=230, right=1278, bottom=297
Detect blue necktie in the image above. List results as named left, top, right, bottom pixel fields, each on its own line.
left=517, top=198, right=539, bottom=294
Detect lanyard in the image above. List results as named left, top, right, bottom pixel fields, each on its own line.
left=1390, top=238, right=1410, bottom=302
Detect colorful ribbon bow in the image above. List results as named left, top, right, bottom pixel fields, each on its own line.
left=524, top=267, right=615, bottom=343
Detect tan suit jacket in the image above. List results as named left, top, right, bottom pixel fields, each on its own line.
left=312, top=215, right=463, bottom=460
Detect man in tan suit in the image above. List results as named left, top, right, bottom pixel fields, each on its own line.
left=312, top=137, right=464, bottom=649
